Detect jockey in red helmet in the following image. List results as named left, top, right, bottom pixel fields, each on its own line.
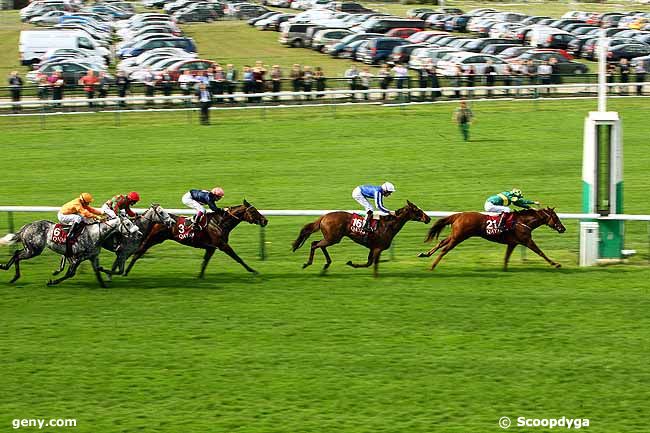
left=101, top=191, right=141, bottom=220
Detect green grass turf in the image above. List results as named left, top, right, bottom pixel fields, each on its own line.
left=0, top=99, right=650, bottom=432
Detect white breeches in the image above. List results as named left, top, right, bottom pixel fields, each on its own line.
left=484, top=201, right=511, bottom=214
left=57, top=212, right=91, bottom=225
left=352, top=187, right=374, bottom=213
left=182, top=192, right=206, bottom=214
left=101, top=204, right=118, bottom=219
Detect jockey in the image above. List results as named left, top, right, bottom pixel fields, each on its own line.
left=182, top=187, right=224, bottom=228
left=484, top=188, right=539, bottom=229
left=352, top=182, right=396, bottom=232
left=58, top=192, right=104, bottom=256
left=101, top=191, right=140, bottom=219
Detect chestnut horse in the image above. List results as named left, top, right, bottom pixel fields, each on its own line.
left=292, top=200, right=431, bottom=276
left=418, top=207, right=566, bottom=271
left=124, top=200, right=268, bottom=278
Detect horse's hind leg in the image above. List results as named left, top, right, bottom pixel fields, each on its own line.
left=303, top=240, right=320, bottom=268
left=320, top=246, right=332, bottom=271
left=503, top=243, right=517, bottom=271
left=429, top=237, right=464, bottom=270
left=418, top=237, right=450, bottom=258
left=199, top=248, right=216, bottom=279
left=7, top=246, right=44, bottom=283
left=91, top=256, right=107, bottom=288
left=47, top=259, right=81, bottom=286
left=346, top=248, right=380, bottom=270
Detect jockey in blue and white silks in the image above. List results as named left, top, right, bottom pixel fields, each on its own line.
left=352, top=182, right=396, bottom=232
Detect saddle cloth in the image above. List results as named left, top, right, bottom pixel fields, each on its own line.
left=349, top=214, right=378, bottom=234
left=485, top=213, right=516, bottom=235
left=51, top=224, right=78, bottom=245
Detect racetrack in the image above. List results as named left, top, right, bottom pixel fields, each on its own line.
left=1, top=99, right=649, bottom=432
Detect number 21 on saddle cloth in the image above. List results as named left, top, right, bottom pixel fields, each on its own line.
left=485, top=213, right=516, bottom=236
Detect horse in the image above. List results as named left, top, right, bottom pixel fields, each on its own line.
left=418, top=207, right=566, bottom=271
left=0, top=216, right=138, bottom=287
left=292, top=200, right=431, bottom=277
left=123, top=200, right=268, bottom=278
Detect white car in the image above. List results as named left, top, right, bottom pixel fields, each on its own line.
left=436, top=52, right=508, bottom=76
left=408, top=47, right=459, bottom=70
left=489, top=22, right=523, bottom=39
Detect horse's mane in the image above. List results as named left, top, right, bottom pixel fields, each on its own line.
left=517, top=207, right=553, bottom=216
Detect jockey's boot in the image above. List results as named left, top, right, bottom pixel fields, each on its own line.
left=497, top=213, right=507, bottom=232
left=65, top=222, right=82, bottom=256
left=363, top=210, right=374, bottom=232
left=191, top=212, right=204, bottom=231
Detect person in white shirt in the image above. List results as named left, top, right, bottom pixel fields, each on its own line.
left=392, top=63, right=409, bottom=100
left=358, top=67, right=373, bottom=100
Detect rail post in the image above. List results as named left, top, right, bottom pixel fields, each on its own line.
left=259, top=225, right=266, bottom=261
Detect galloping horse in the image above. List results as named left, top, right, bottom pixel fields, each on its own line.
left=0, top=216, right=138, bottom=287
left=418, top=207, right=566, bottom=271
left=292, top=200, right=431, bottom=276
left=124, top=200, right=268, bottom=278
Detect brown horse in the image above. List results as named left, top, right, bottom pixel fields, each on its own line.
left=292, top=200, right=431, bottom=276
left=418, top=207, right=566, bottom=271
left=124, top=200, right=268, bottom=278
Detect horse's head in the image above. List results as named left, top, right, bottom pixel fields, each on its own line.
left=148, top=203, right=175, bottom=228
left=398, top=200, right=431, bottom=224
left=116, top=216, right=142, bottom=237
left=227, top=200, right=268, bottom=227
left=539, top=207, right=565, bottom=233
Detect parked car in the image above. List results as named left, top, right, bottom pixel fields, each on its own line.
left=390, top=43, right=427, bottom=64
left=607, top=43, right=650, bottom=61
left=26, top=61, right=112, bottom=85
left=165, top=59, right=218, bottom=80
left=408, top=47, right=459, bottom=69
left=339, top=38, right=368, bottom=60
left=172, top=4, right=220, bottom=23
left=248, top=11, right=279, bottom=25
left=510, top=51, right=588, bottom=74
left=481, top=43, right=520, bottom=56
left=279, top=23, right=315, bottom=47
left=119, top=37, right=196, bottom=58
left=436, top=52, right=509, bottom=75
left=385, top=27, right=422, bottom=39
left=406, top=30, right=448, bottom=44
left=497, top=45, right=535, bottom=60
left=357, top=37, right=408, bottom=64
left=464, top=38, right=520, bottom=53
left=325, top=32, right=382, bottom=56
left=311, top=28, right=352, bottom=51
left=354, top=18, right=425, bottom=34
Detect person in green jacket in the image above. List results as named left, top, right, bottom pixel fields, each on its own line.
left=484, top=188, right=539, bottom=229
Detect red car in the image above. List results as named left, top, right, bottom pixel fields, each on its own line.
left=385, top=27, right=423, bottom=39
left=167, top=59, right=218, bottom=81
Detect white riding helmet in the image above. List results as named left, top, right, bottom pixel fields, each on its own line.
left=381, top=182, right=396, bottom=193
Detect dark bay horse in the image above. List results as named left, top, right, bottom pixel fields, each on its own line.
left=418, top=208, right=566, bottom=271
left=292, top=200, right=431, bottom=276
left=124, top=200, right=268, bottom=278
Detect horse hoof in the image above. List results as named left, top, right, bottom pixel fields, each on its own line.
left=46, top=280, right=55, bottom=286
left=345, top=260, right=353, bottom=267
left=250, top=269, right=259, bottom=275
left=417, top=253, right=427, bottom=258
left=554, top=263, right=562, bottom=269
left=302, top=263, right=310, bottom=269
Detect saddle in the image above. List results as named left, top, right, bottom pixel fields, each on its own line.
left=349, top=214, right=378, bottom=235
left=485, top=213, right=516, bottom=235
left=51, top=223, right=81, bottom=245
left=176, top=215, right=205, bottom=240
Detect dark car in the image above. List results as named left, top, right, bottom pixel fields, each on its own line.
left=339, top=39, right=369, bottom=60
left=548, top=19, right=585, bottom=29
left=390, top=43, right=426, bottom=64
left=520, top=15, right=550, bottom=26
left=358, top=37, right=408, bottom=64
left=513, top=51, right=588, bottom=74
left=235, top=5, right=269, bottom=19
left=543, top=33, right=576, bottom=50
left=563, top=23, right=596, bottom=33
left=173, top=5, right=220, bottom=23
left=581, top=37, right=638, bottom=60
left=271, top=14, right=294, bottom=31
left=248, top=11, right=279, bottom=25
left=567, top=35, right=595, bottom=57
left=607, top=43, right=650, bottom=61
left=356, top=18, right=425, bottom=34
left=601, top=14, right=625, bottom=28
left=497, top=46, right=534, bottom=59
left=326, top=33, right=382, bottom=57
left=464, top=38, right=520, bottom=53
left=120, top=37, right=196, bottom=58
left=27, top=61, right=111, bottom=85
left=445, top=14, right=471, bottom=32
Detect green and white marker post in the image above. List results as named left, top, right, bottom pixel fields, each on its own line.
left=581, top=27, right=624, bottom=263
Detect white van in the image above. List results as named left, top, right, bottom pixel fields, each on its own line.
left=528, top=26, right=571, bottom=47
left=19, top=30, right=111, bottom=65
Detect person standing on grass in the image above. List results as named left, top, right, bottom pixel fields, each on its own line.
left=634, top=60, right=646, bottom=95
left=344, top=64, right=359, bottom=99
left=196, top=83, right=212, bottom=125
left=98, top=71, right=111, bottom=106
left=377, top=64, right=392, bottom=100
left=453, top=100, right=473, bottom=142
left=484, top=60, right=496, bottom=98
left=115, top=70, right=130, bottom=108
left=50, top=70, right=64, bottom=107
left=290, top=64, right=303, bottom=99
left=302, top=66, right=314, bottom=100
left=225, top=64, right=238, bottom=103
left=392, top=62, right=408, bottom=99
left=537, top=60, right=552, bottom=95
left=426, top=60, right=441, bottom=101
left=79, top=69, right=99, bottom=107
left=315, top=66, right=326, bottom=98
left=358, top=67, right=372, bottom=101
left=619, top=58, right=630, bottom=95
left=143, top=68, right=156, bottom=106
left=8, top=71, right=23, bottom=112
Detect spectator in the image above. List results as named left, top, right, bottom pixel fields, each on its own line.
left=417, top=66, right=428, bottom=101
left=8, top=71, right=23, bottom=112
left=49, top=69, right=64, bottom=108
left=451, top=65, right=462, bottom=98
left=376, top=64, right=392, bottom=100
left=143, top=68, right=156, bottom=106
left=392, top=62, right=408, bottom=100
left=252, top=66, right=265, bottom=102
left=464, top=65, right=475, bottom=98
left=537, top=61, right=552, bottom=95
left=484, top=60, right=496, bottom=98
left=242, top=65, right=254, bottom=101
left=290, top=64, right=303, bottom=99
left=206, top=66, right=217, bottom=94
left=606, top=62, right=616, bottom=94
left=37, top=72, right=50, bottom=100
left=78, top=69, right=99, bottom=107
left=158, top=69, right=174, bottom=105
left=453, top=100, right=473, bottom=142
left=619, top=58, right=630, bottom=95
left=315, top=66, right=326, bottom=98
left=302, top=65, right=314, bottom=100
left=525, top=59, right=537, bottom=87
left=196, top=82, right=212, bottom=125
left=511, top=60, right=524, bottom=96
left=344, top=64, right=359, bottom=99
left=178, top=69, right=195, bottom=106
left=98, top=71, right=110, bottom=106
left=502, top=65, right=512, bottom=96
left=549, top=57, right=561, bottom=90
left=634, top=60, right=645, bottom=96
left=115, top=70, right=130, bottom=108
left=358, top=67, right=372, bottom=101
left=270, top=65, right=282, bottom=101
left=225, top=64, right=238, bottom=103
left=213, top=65, right=225, bottom=102
left=426, top=60, right=440, bottom=101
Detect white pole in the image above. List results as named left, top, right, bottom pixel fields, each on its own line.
left=598, top=26, right=608, bottom=112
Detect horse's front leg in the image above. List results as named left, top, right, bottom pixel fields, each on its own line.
left=91, top=256, right=107, bottom=288
left=219, top=243, right=257, bottom=274
left=47, top=258, right=81, bottom=286
left=346, top=248, right=378, bottom=269
left=199, top=247, right=216, bottom=279
left=52, top=255, right=66, bottom=276
left=503, top=243, right=517, bottom=271
left=524, top=238, right=561, bottom=268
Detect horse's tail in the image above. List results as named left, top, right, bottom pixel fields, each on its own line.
left=0, top=233, right=18, bottom=246
left=425, top=214, right=457, bottom=243
left=292, top=217, right=323, bottom=251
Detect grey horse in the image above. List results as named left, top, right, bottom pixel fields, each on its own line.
left=0, top=216, right=138, bottom=287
